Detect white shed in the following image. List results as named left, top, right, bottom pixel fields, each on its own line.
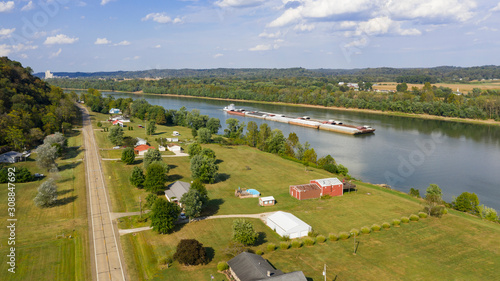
left=266, top=211, right=311, bottom=239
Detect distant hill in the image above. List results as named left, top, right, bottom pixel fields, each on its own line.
left=35, top=65, right=500, bottom=82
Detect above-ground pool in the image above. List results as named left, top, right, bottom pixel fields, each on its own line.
left=246, top=189, right=260, bottom=195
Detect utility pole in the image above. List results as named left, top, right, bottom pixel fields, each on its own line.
left=352, top=232, right=356, bottom=255
left=323, top=264, right=326, bottom=281
left=139, top=196, right=142, bottom=218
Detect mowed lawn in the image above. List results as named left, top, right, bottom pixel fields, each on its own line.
left=109, top=141, right=500, bottom=280
left=0, top=131, right=90, bottom=281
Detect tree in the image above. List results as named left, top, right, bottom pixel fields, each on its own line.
left=36, top=143, right=58, bottom=172
left=201, top=148, right=216, bottom=159
left=61, top=122, right=72, bottom=135
left=108, top=126, right=124, bottom=146
left=34, top=178, right=57, bottom=208
left=187, top=143, right=202, bottom=158
left=147, top=121, right=156, bottom=135
left=144, top=193, right=160, bottom=209
left=318, top=155, right=336, bottom=167
left=257, top=123, right=271, bottom=151
left=425, top=184, right=443, bottom=217
left=190, top=154, right=219, bottom=184
left=197, top=127, right=212, bottom=144
left=44, top=132, right=67, bottom=154
left=150, top=198, right=180, bottom=234
left=478, top=205, right=498, bottom=222
left=265, top=129, right=285, bottom=155
left=302, top=148, right=317, bottom=164
left=206, top=117, right=221, bottom=134
left=246, top=121, right=259, bottom=147
left=15, top=167, right=33, bottom=183
left=224, top=118, right=245, bottom=139
left=129, top=166, right=145, bottom=188
left=190, top=179, right=209, bottom=205
left=143, top=148, right=162, bottom=169
left=336, top=164, right=349, bottom=176
left=121, top=147, right=135, bottom=164
left=173, top=239, right=207, bottom=265
left=396, top=83, right=408, bottom=92
left=452, top=192, right=479, bottom=214
left=180, top=189, right=203, bottom=218
left=409, top=188, right=420, bottom=198
left=144, top=162, right=167, bottom=193
left=232, top=219, right=258, bottom=246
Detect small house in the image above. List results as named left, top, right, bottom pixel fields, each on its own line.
left=166, top=138, right=178, bottom=142
left=290, top=177, right=344, bottom=200
left=135, top=138, right=147, bottom=146
left=266, top=211, right=311, bottom=239
left=158, top=145, right=166, bottom=152
left=112, top=120, right=124, bottom=127
left=165, top=181, right=191, bottom=206
left=134, top=145, right=155, bottom=156
left=109, top=108, right=121, bottom=114
left=167, top=144, right=182, bottom=153
left=310, top=177, right=343, bottom=197
left=0, top=151, right=24, bottom=163
left=172, top=131, right=180, bottom=136
left=259, top=196, right=275, bottom=207
left=227, top=252, right=307, bottom=281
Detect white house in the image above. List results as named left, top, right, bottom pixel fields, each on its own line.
left=135, top=138, right=147, bottom=146
left=172, top=131, right=180, bottom=136
left=158, top=145, right=166, bottom=152
left=109, top=108, right=121, bottom=114
left=0, top=151, right=24, bottom=163
left=166, top=138, right=179, bottom=142
left=167, top=144, right=182, bottom=153
left=266, top=211, right=311, bottom=239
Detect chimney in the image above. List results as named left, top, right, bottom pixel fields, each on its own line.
left=267, top=271, right=271, bottom=277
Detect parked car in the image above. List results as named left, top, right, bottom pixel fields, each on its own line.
left=179, top=213, right=186, bottom=220
left=113, top=146, right=120, bottom=149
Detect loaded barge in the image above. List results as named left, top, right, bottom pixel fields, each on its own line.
left=223, top=104, right=375, bottom=135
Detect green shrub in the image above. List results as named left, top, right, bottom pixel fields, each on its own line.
left=279, top=242, right=289, bottom=250
left=442, top=208, right=448, bottom=215
left=401, top=216, right=410, bottom=223
left=410, top=214, right=419, bottom=221
left=280, top=235, right=290, bottom=242
left=304, top=237, right=315, bottom=246
left=266, top=243, right=276, bottom=252
left=382, top=222, right=391, bottom=229
left=392, top=219, right=401, bottom=226
left=371, top=224, right=381, bottom=232
left=255, top=250, right=263, bottom=255
left=217, top=262, right=229, bottom=271
left=316, top=235, right=326, bottom=243
left=291, top=240, right=302, bottom=248
left=361, top=226, right=371, bottom=234
left=308, top=230, right=319, bottom=237
left=158, top=256, right=173, bottom=266
left=339, top=232, right=350, bottom=240
left=418, top=212, right=428, bottom=218
left=321, top=194, right=332, bottom=200
left=350, top=228, right=360, bottom=237
left=328, top=233, right=339, bottom=241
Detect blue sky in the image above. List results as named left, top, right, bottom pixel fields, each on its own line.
left=1, top=0, right=500, bottom=72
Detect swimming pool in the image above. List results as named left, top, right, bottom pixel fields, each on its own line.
left=246, top=189, right=260, bottom=195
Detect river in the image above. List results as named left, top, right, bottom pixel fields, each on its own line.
left=102, top=92, right=500, bottom=211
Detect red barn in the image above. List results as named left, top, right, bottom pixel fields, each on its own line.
left=290, top=178, right=344, bottom=200
left=310, top=178, right=344, bottom=197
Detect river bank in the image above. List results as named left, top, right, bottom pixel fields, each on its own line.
left=64, top=88, right=500, bottom=127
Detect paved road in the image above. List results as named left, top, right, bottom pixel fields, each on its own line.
left=117, top=212, right=277, bottom=236
left=81, top=105, right=127, bottom=281
left=102, top=151, right=189, bottom=161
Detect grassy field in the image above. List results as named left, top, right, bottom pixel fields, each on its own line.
left=107, top=141, right=500, bottom=280
left=0, top=130, right=90, bottom=280
left=373, top=81, right=500, bottom=92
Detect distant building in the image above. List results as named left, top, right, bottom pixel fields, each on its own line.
left=45, top=70, right=54, bottom=79
left=135, top=138, right=147, bottom=146
left=227, top=252, right=307, bottom=281
left=134, top=145, right=155, bottom=156
left=109, top=108, right=122, bottom=114
left=165, top=181, right=191, bottom=206
left=266, top=211, right=311, bottom=239
left=167, top=144, right=182, bottom=153
left=290, top=177, right=344, bottom=200
left=172, top=131, right=180, bottom=136
left=112, top=120, right=124, bottom=127
left=259, top=196, right=276, bottom=207
left=0, top=151, right=24, bottom=163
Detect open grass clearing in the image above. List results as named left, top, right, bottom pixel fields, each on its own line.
left=373, top=81, right=500, bottom=92
left=0, top=131, right=89, bottom=281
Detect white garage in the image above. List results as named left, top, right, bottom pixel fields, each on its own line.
left=266, top=211, right=312, bottom=239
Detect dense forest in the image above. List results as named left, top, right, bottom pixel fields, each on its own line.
left=0, top=57, right=79, bottom=150
left=38, top=65, right=500, bottom=82
left=51, top=76, right=500, bottom=121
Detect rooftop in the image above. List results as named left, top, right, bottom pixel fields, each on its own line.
left=267, top=211, right=311, bottom=234
left=291, top=183, right=320, bottom=192
left=313, top=177, right=342, bottom=187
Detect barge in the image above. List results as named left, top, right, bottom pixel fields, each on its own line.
left=223, top=104, right=375, bottom=135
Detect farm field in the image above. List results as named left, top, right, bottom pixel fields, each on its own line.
left=373, top=81, right=500, bottom=92
left=0, top=130, right=90, bottom=281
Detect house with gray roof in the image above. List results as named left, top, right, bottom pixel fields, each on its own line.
left=227, top=252, right=307, bottom=281
left=0, top=151, right=24, bottom=163
left=164, top=181, right=191, bottom=205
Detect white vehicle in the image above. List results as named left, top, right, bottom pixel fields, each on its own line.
left=113, top=146, right=120, bottom=149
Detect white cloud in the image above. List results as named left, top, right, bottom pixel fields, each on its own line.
left=154, top=44, right=161, bottom=48
left=12, top=43, right=38, bottom=52
left=355, top=16, right=422, bottom=36
left=101, top=0, right=115, bottom=6
left=213, top=53, right=224, bottom=58
left=19, top=53, right=28, bottom=59
left=123, top=56, right=140, bottom=61
left=387, top=0, right=477, bottom=22
left=0, top=27, right=15, bottom=38
left=215, top=0, right=264, bottom=8
left=114, top=40, right=130, bottom=46
left=491, top=2, right=500, bottom=12
left=142, top=13, right=182, bottom=24
left=259, top=31, right=281, bottom=38
left=21, top=1, right=34, bottom=12
left=44, top=34, right=79, bottom=45
left=294, top=23, right=314, bottom=31
left=49, top=48, right=62, bottom=58
left=0, top=44, right=11, bottom=56
left=249, top=44, right=272, bottom=51
left=0, top=1, right=14, bottom=12
left=95, top=38, right=111, bottom=45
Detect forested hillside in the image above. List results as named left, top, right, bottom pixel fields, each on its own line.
left=0, top=57, right=79, bottom=150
